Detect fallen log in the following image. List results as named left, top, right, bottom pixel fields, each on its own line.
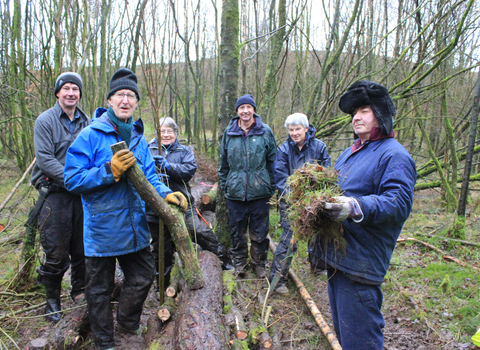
left=0, top=157, right=36, bottom=214
left=223, top=271, right=248, bottom=340
left=44, top=302, right=90, bottom=350
left=166, top=254, right=183, bottom=298
left=249, top=322, right=272, bottom=349
left=157, top=296, right=177, bottom=323
left=268, top=236, right=342, bottom=350
left=397, top=237, right=480, bottom=271
left=200, top=185, right=217, bottom=209
left=173, top=250, right=228, bottom=350
left=111, top=142, right=204, bottom=290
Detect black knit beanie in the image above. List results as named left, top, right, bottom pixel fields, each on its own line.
left=338, top=80, right=396, bottom=135
left=235, top=94, right=256, bottom=111
left=107, top=68, right=140, bottom=101
left=54, top=72, right=83, bottom=98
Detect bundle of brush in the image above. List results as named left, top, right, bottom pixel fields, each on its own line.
left=283, top=163, right=345, bottom=250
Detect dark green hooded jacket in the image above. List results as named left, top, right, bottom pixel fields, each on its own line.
left=218, top=114, right=277, bottom=201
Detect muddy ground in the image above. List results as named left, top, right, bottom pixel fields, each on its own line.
left=4, top=164, right=479, bottom=350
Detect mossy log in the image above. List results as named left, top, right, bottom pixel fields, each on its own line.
left=223, top=271, right=247, bottom=340
left=414, top=172, right=480, bottom=191
left=174, top=251, right=228, bottom=349
left=111, top=141, right=204, bottom=290
left=198, top=184, right=217, bottom=212
left=166, top=254, right=183, bottom=298
left=248, top=322, right=272, bottom=349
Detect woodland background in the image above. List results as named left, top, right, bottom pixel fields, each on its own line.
left=1, top=0, right=480, bottom=222
left=0, top=0, right=480, bottom=348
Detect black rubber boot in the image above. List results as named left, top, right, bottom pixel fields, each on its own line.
left=43, top=277, right=63, bottom=323
left=45, top=298, right=62, bottom=323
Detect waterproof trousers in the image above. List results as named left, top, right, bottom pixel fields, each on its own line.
left=85, top=248, right=155, bottom=350
left=226, top=198, right=270, bottom=268
left=149, top=207, right=231, bottom=281
left=269, top=201, right=297, bottom=284
left=37, top=191, right=85, bottom=299
left=327, top=268, right=385, bottom=350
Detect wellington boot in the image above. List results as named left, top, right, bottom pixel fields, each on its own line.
left=45, top=298, right=62, bottom=323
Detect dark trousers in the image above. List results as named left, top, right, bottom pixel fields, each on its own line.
left=149, top=207, right=230, bottom=280
left=226, top=198, right=270, bottom=267
left=327, top=269, right=385, bottom=350
left=37, top=191, right=85, bottom=298
left=269, top=201, right=297, bottom=284
left=85, top=248, right=155, bottom=350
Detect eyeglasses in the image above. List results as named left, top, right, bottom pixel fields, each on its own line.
left=160, top=129, right=175, bottom=135
left=114, top=92, right=137, bottom=102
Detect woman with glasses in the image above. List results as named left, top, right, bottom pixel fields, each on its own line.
left=146, top=117, right=234, bottom=290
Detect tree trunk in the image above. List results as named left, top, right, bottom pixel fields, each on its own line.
left=174, top=251, right=228, bottom=350
left=216, top=0, right=239, bottom=250
left=110, top=141, right=204, bottom=290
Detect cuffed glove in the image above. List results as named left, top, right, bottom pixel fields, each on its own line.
left=153, top=155, right=171, bottom=172
left=111, top=149, right=136, bottom=182
left=323, top=196, right=363, bottom=222
left=165, top=191, right=188, bottom=212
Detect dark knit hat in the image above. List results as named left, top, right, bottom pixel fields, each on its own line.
left=235, top=94, right=256, bottom=111
left=338, top=80, right=396, bottom=135
left=54, top=72, right=83, bottom=98
left=107, top=68, right=140, bottom=101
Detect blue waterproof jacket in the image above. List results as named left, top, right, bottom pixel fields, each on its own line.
left=146, top=138, right=197, bottom=223
left=218, top=115, right=277, bottom=201
left=312, top=135, right=416, bottom=283
left=64, top=108, right=172, bottom=257
left=274, top=125, right=331, bottom=196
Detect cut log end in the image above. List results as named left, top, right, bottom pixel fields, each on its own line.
left=165, top=287, right=176, bottom=298
left=236, top=330, right=248, bottom=340
left=158, top=307, right=171, bottom=322
left=258, top=332, right=273, bottom=349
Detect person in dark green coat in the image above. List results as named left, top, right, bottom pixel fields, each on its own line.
left=218, top=94, right=277, bottom=278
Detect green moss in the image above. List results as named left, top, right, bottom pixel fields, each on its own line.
left=231, top=339, right=249, bottom=350
left=223, top=270, right=236, bottom=294
left=223, top=294, right=232, bottom=313
left=248, top=325, right=267, bottom=344
left=439, top=274, right=451, bottom=294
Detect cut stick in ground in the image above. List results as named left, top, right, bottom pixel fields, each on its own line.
left=268, top=236, right=342, bottom=350
left=111, top=141, right=204, bottom=290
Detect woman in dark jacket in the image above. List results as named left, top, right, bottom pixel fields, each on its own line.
left=147, top=117, right=233, bottom=288
left=269, top=113, right=331, bottom=295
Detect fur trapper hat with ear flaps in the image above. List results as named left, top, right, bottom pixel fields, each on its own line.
left=338, top=80, right=396, bottom=135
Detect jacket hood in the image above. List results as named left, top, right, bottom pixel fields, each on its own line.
left=287, top=124, right=316, bottom=148
left=90, top=111, right=145, bottom=141
left=227, top=114, right=265, bottom=136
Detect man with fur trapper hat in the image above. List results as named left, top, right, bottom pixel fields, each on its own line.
left=30, top=72, right=90, bottom=323
left=310, top=80, right=416, bottom=349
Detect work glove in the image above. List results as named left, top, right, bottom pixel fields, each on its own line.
left=111, top=149, right=136, bottom=182
left=165, top=191, right=188, bottom=212
left=323, top=196, right=363, bottom=222
left=153, top=155, right=171, bottom=172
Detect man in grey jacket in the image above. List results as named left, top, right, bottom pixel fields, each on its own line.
left=30, top=72, right=90, bottom=323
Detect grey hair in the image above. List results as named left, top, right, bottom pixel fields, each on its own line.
left=284, top=113, right=309, bottom=129
left=159, top=117, right=179, bottom=136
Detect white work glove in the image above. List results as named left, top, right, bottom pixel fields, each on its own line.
left=323, top=196, right=363, bottom=222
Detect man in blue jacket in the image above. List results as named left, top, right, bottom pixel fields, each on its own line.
left=218, top=94, right=277, bottom=278
left=269, top=113, right=331, bottom=295
left=314, top=81, right=416, bottom=349
left=64, top=68, right=187, bottom=350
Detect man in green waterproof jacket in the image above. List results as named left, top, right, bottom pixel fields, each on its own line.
left=218, top=94, right=277, bottom=279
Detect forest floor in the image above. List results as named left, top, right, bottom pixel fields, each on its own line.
left=0, top=155, right=480, bottom=350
